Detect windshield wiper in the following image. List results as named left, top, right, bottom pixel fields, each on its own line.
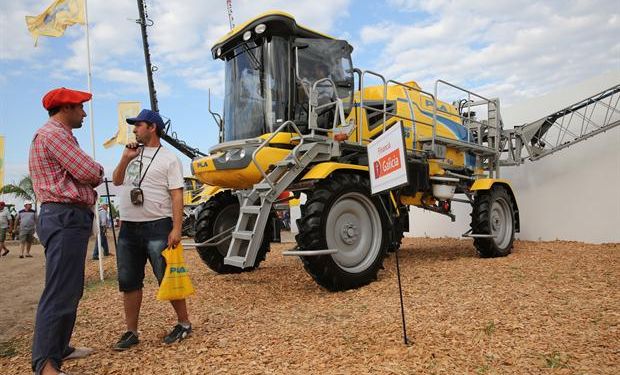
left=230, top=42, right=262, bottom=71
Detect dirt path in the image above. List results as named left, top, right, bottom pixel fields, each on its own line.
left=1, top=237, right=618, bottom=374
left=0, top=237, right=116, bottom=342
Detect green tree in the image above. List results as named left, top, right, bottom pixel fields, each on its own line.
left=0, top=175, right=37, bottom=207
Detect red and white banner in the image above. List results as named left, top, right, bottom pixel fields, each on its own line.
left=368, top=122, right=408, bottom=194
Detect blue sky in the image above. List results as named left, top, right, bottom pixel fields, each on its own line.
left=1, top=0, right=619, bottom=198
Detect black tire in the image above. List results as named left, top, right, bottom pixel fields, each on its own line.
left=195, top=191, right=270, bottom=273
left=181, top=212, right=196, bottom=238
left=470, top=185, right=516, bottom=258
left=296, top=173, right=389, bottom=291
left=387, top=208, right=408, bottom=253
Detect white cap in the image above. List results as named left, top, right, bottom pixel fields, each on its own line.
left=24, top=200, right=33, bottom=205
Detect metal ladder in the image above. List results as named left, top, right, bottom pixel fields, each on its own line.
left=223, top=138, right=332, bottom=268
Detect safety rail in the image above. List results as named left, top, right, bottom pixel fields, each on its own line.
left=250, top=120, right=304, bottom=191
left=354, top=69, right=441, bottom=150
left=434, top=79, right=502, bottom=177
left=307, top=77, right=351, bottom=137
left=386, top=79, right=438, bottom=150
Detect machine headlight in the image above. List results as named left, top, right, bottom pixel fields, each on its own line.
left=254, top=24, right=266, bottom=34
left=238, top=148, right=246, bottom=159
left=216, top=48, right=222, bottom=57
left=243, top=31, right=252, bottom=41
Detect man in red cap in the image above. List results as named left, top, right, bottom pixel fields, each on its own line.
left=30, top=87, right=104, bottom=375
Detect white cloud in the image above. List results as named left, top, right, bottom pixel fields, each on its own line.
left=1, top=0, right=351, bottom=96
left=368, top=0, right=620, bottom=104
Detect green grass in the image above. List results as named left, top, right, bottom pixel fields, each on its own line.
left=84, top=277, right=117, bottom=293
left=0, top=339, right=19, bottom=358
left=476, top=364, right=490, bottom=374
left=484, top=321, right=496, bottom=336
left=542, top=351, right=571, bottom=369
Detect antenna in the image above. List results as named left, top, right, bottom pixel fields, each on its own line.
left=226, top=0, right=235, bottom=30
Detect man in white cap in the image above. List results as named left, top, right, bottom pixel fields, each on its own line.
left=16, top=200, right=37, bottom=258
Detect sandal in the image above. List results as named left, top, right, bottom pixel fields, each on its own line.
left=26, top=254, right=33, bottom=258
left=19, top=255, right=24, bottom=258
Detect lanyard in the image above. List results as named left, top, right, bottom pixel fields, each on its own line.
left=137, top=145, right=162, bottom=187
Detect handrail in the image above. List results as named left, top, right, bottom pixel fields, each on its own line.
left=360, top=70, right=388, bottom=137
left=250, top=120, right=303, bottom=190
left=386, top=80, right=437, bottom=150
left=434, top=79, right=496, bottom=154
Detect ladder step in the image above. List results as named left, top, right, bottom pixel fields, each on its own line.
left=240, top=205, right=261, bottom=215
left=233, top=230, right=253, bottom=241
left=254, top=183, right=272, bottom=190
left=274, top=160, right=295, bottom=168
left=223, top=256, right=246, bottom=267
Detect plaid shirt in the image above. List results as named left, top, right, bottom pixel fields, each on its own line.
left=29, top=118, right=103, bottom=206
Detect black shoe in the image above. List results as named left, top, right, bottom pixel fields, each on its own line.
left=113, top=331, right=139, bottom=351
left=163, top=324, right=191, bottom=344
left=92, top=257, right=99, bottom=260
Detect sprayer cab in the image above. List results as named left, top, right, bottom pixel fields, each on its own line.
left=191, top=12, right=354, bottom=188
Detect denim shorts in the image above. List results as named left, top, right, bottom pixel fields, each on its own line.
left=116, top=218, right=171, bottom=292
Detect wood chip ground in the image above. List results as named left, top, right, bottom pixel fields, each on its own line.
left=1, top=237, right=618, bottom=374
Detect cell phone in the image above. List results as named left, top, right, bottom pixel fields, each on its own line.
left=126, top=143, right=144, bottom=149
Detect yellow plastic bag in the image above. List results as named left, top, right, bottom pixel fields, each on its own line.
left=156, top=243, right=195, bottom=301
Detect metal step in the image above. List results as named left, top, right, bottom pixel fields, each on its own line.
left=254, top=183, right=272, bottom=190
left=223, top=255, right=246, bottom=267
left=233, top=230, right=253, bottom=241
left=274, top=159, right=295, bottom=168
left=240, top=205, right=261, bottom=215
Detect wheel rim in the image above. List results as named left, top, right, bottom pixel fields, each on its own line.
left=490, top=197, right=512, bottom=249
left=325, top=192, right=382, bottom=273
left=212, top=204, right=239, bottom=256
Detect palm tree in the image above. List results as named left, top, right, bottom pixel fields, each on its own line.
left=1, top=175, right=36, bottom=207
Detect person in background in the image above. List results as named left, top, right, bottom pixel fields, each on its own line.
left=92, top=203, right=111, bottom=260
left=16, top=200, right=37, bottom=258
left=0, top=201, right=11, bottom=257
left=30, top=87, right=104, bottom=375
left=112, top=109, right=191, bottom=350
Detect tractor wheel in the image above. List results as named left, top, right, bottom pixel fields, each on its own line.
left=195, top=191, right=269, bottom=273
left=470, top=185, right=516, bottom=258
left=387, top=209, right=408, bottom=253
left=296, top=173, right=389, bottom=291
left=181, top=212, right=196, bottom=238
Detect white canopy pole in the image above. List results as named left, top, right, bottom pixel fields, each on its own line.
left=84, top=0, right=105, bottom=281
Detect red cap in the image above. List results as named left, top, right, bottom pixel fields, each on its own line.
left=42, top=87, right=92, bottom=110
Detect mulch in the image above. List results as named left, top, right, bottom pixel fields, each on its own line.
left=1, top=238, right=618, bottom=374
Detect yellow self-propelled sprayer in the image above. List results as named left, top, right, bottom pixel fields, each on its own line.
left=189, top=12, right=620, bottom=291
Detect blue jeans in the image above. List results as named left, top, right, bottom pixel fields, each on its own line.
left=32, top=203, right=93, bottom=374
left=92, top=226, right=109, bottom=258
left=116, top=218, right=171, bottom=292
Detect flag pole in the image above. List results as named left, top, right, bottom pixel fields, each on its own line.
left=83, top=0, right=104, bottom=281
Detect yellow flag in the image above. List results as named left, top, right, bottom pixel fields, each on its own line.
left=103, top=102, right=141, bottom=148
left=25, top=0, right=86, bottom=46
left=0, top=136, right=5, bottom=190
